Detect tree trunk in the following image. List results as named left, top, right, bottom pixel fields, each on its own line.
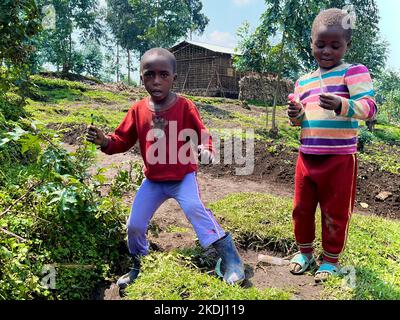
left=116, top=44, right=120, bottom=82
left=269, top=29, right=287, bottom=138
left=62, top=30, right=73, bottom=75
left=139, top=50, right=144, bottom=86
left=270, top=72, right=282, bottom=136
left=127, top=49, right=131, bottom=85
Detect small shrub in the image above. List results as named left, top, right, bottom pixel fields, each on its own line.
left=358, top=126, right=375, bottom=152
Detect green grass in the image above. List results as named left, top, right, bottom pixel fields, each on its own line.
left=124, top=252, right=292, bottom=300
left=209, top=193, right=400, bottom=300
left=359, top=141, right=400, bottom=174
left=39, top=88, right=84, bottom=103
left=82, top=90, right=133, bottom=104
left=30, top=75, right=88, bottom=91
left=247, top=99, right=269, bottom=107
left=231, top=112, right=265, bottom=127
left=210, top=193, right=300, bottom=253
left=374, top=123, right=400, bottom=144
left=35, top=87, right=134, bottom=106
left=29, top=75, right=136, bottom=108
left=183, top=95, right=238, bottom=106
left=209, top=128, right=257, bottom=141
left=324, top=215, right=400, bottom=300
left=26, top=101, right=127, bottom=129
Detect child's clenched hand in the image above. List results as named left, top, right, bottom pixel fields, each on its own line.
left=86, top=125, right=109, bottom=148
left=287, top=94, right=303, bottom=118
left=319, top=93, right=342, bottom=112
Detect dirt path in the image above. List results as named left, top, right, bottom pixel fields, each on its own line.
left=76, top=146, right=323, bottom=300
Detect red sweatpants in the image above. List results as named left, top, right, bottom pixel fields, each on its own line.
left=292, top=152, right=357, bottom=263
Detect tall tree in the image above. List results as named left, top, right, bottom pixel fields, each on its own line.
left=329, top=0, right=388, bottom=77
left=128, top=0, right=209, bottom=49
left=106, top=0, right=149, bottom=84
left=234, top=0, right=388, bottom=135
left=0, top=0, right=42, bottom=119
left=0, top=0, right=42, bottom=82
left=34, top=0, right=102, bottom=74
left=106, top=0, right=209, bottom=84
left=73, top=42, right=104, bottom=78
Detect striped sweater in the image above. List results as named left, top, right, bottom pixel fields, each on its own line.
left=289, top=63, right=377, bottom=155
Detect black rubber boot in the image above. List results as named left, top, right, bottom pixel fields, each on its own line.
left=117, top=255, right=141, bottom=290
left=212, top=233, right=245, bottom=285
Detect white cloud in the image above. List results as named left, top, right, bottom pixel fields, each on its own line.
left=232, top=0, right=254, bottom=7
left=209, top=31, right=237, bottom=48
left=194, top=31, right=237, bottom=49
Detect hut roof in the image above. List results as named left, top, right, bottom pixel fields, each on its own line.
left=170, top=40, right=240, bottom=56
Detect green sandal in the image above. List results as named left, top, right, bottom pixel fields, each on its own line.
left=289, top=253, right=315, bottom=275
left=314, top=263, right=339, bottom=283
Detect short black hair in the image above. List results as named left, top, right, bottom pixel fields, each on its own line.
left=312, top=8, right=353, bottom=42
left=140, top=48, right=177, bottom=73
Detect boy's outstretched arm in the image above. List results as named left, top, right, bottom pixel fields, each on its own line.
left=94, top=107, right=138, bottom=155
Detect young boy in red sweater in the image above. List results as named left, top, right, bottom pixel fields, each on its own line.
left=87, top=48, right=244, bottom=289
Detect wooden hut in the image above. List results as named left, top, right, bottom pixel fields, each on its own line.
left=169, top=40, right=242, bottom=98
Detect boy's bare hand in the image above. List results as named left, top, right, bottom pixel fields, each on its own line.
left=86, top=125, right=108, bottom=148
left=319, top=93, right=342, bottom=112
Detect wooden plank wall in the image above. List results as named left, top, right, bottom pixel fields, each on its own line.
left=171, top=43, right=240, bottom=98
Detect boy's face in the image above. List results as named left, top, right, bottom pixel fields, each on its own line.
left=311, top=25, right=350, bottom=69
left=140, top=54, right=177, bottom=103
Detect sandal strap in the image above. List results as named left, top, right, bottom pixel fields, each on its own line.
left=316, top=263, right=339, bottom=275
left=290, top=253, right=315, bottom=274
left=290, top=253, right=314, bottom=266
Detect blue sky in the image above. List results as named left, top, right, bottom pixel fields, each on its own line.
left=192, top=0, right=400, bottom=70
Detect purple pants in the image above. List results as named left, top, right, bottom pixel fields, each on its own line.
left=126, top=171, right=225, bottom=256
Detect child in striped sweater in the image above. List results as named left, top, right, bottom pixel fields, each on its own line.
left=287, top=8, right=377, bottom=282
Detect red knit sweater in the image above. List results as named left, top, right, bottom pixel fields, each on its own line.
left=102, top=95, right=213, bottom=181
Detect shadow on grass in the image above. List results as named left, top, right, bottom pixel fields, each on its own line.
left=41, top=88, right=84, bottom=103
left=195, top=102, right=234, bottom=120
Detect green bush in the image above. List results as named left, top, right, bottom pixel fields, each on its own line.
left=358, top=126, right=375, bottom=152
left=0, top=124, right=141, bottom=299
left=0, top=93, right=26, bottom=121
left=30, top=75, right=88, bottom=91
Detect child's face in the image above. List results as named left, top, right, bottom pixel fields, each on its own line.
left=311, top=25, right=350, bottom=69
left=140, top=54, right=177, bottom=103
